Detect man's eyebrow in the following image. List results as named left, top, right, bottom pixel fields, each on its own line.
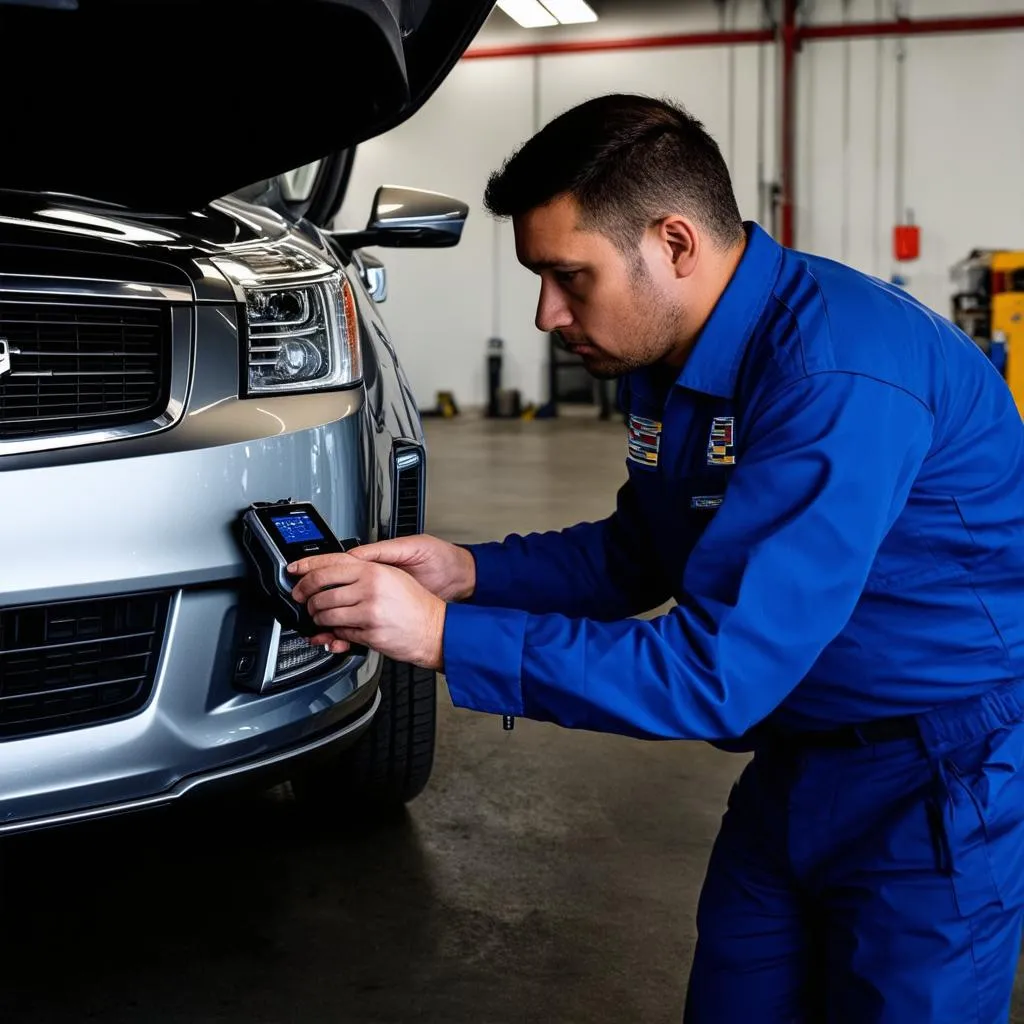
left=524, top=259, right=582, bottom=272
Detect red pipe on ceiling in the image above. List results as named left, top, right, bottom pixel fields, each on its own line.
left=802, top=12, right=1024, bottom=40
left=462, top=27, right=771, bottom=60
left=463, top=11, right=1024, bottom=60
left=463, top=10, right=1024, bottom=249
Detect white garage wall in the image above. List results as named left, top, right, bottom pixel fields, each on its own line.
left=797, top=0, right=1024, bottom=315
left=339, top=55, right=537, bottom=408
left=337, top=0, right=1024, bottom=410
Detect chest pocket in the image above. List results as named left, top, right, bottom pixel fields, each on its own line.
left=673, top=462, right=734, bottom=564
left=684, top=466, right=733, bottom=516
left=672, top=404, right=738, bottom=524
left=625, top=402, right=739, bottom=571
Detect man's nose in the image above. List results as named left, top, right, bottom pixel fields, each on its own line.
left=535, top=283, right=573, bottom=334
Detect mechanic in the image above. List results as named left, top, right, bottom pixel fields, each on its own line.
left=287, top=94, right=1024, bottom=1022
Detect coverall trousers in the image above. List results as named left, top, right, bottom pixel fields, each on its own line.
left=684, top=680, right=1024, bottom=1023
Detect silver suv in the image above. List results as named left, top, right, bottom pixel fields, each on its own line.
left=0, top=0, right=492, bottom=835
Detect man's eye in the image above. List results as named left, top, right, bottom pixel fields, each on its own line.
left=555, top=270, right=579, bottom=284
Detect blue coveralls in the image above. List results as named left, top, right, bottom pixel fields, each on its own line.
left=442, top=222, right=1024, bottom=1022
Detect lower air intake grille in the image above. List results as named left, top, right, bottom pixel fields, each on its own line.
left=0, top=592, right=170, bottom=739
left=0, top=300, right=171, bottom=440
left=273, top=628, right=335, bottom=684
left=392, top=445, right=424, bottom=538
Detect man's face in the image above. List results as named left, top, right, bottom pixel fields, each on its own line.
left=513, top=195, right=684, bottom=379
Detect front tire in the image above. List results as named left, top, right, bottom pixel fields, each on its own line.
left=292, top=657, right=436, bottom=814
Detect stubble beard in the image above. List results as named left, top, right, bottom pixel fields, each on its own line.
left=579, top=277, right=682, bottom=380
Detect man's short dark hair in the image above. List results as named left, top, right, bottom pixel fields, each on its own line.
left=484, top=93, right=744, bottom=255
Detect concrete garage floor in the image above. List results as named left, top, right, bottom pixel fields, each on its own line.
left=1, top=412, right=1023, bottom=1023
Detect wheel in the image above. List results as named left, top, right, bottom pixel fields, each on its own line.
left=291, top=657, right=437, bottom=814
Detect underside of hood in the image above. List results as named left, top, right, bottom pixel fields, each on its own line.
left=0, top=0, right=493, bottom=211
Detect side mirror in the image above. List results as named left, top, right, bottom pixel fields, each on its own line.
left=332, top=185, right=468, bottom=251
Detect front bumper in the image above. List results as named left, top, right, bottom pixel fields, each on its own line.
left=0, top=661, right=382, bottom=837
left=0, top=404, right=381, bottom=834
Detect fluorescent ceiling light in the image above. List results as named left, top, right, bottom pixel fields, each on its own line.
left=496, top=0, right=599, bottom=27
left=496, top=0, right=557, bottom=28
left=540, top=0, right=598, bottom=24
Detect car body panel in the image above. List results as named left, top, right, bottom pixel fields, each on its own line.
left=1, top=412, right=368, bottom=605
left=0, top=592, right=384, bottom=832
left=0, top=182, right=434, bottom=834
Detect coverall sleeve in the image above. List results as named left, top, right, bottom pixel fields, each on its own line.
left=462, top=475, right=674, bottom=620
left=442, top=371, right=935, bottom=740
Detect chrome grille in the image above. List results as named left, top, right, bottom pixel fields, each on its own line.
left=0, top=592, right=170, bottom=739
left=392, top=445, right=424, bottom=538
left=0, top=300, right=170, bottom=440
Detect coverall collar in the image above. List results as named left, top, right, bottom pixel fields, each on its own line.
left=674, top=220, right=783, bottom=399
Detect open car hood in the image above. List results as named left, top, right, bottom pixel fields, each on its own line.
left=0, top=0, right=494, bottom=211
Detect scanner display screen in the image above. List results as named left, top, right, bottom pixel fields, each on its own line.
left=271, top=512, right=325, bottom=545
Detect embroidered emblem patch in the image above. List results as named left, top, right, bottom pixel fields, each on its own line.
left=690, top=495, right=724, bottom=510
left=706, top=416, right=736, bottom=466
left=627, top=414, right=662, bottom=467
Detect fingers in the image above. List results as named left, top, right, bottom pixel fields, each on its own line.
left=346, top=538, right=419, bottom=565
left=306, top=579, right=364, bottom=617
left=306, top=630, right=345, bottom=646
left=289, top=554, right=362, bottom=602
left=324, top=636, right=352, bottom=655
left=287, top=551, right=350, bottom=576
left=305, top=565, right=395, bottom=631
left=308, top=602, right=366, bottom=632
left=291, top=558, right=431, bottom=661
left=306, top=631, right=355, bottom=657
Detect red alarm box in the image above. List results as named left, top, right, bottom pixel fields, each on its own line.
left=893, top=224, right=920, bottom=261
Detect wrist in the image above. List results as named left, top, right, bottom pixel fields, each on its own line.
left=451, top=544, right=477, bottom=602
left=424, top=597, right=447, bottom=672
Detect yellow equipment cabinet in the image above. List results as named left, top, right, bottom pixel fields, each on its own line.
left=950, top=250, right=1024, bottom=416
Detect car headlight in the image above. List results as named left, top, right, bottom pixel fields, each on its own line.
left=244, top=274, right=361, bottom=394
left=211, top=247, right=362, bottom=395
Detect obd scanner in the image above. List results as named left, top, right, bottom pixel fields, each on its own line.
left=238, top=499, right=511, bottom=728
left=238, top=499, right=364, bottom=648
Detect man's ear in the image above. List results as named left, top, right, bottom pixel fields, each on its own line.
left=659, top=216, right=700, bottom=279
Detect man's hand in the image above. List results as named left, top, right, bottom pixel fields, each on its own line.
left=345, top=534, right=477, bottom=602
left=287, top=553, right=446, bottom=670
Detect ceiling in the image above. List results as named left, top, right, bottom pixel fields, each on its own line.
left=478, top=0, right=705, bottom=39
